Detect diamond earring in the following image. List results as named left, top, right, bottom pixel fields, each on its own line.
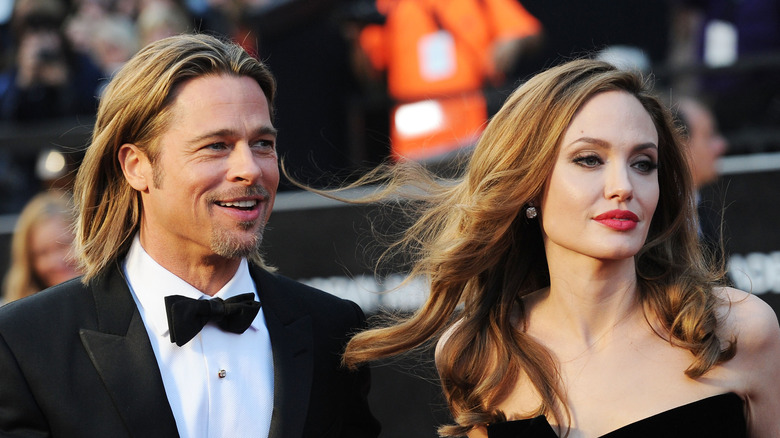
left=525, top=206, right=537, bottom=219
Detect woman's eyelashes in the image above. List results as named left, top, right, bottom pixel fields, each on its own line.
left=572, top=153, right=602, bottom=168
left=631, top=158, right=658, bottom=173
left=571, top=153, right=658, bottom=173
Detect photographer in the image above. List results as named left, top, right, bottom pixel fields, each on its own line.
left=0, top=6, right=101, bottom=121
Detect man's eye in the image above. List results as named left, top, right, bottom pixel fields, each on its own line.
left=253, top=139, right=275, bottom=149
left=251, top=140, right=276, bottom=153
left=206, top=143, right=227, bottom=150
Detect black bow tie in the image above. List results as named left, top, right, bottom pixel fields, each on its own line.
left=164, top=293, right=261, bottom=346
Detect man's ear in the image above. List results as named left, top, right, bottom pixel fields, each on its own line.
left=118, top=143, right=151, bottom=192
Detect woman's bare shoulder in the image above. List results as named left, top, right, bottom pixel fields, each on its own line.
left=714, top=286, right=780, bottom=350
left=714, top=289, right=780, bottom=436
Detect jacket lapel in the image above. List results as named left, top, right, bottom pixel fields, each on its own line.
left=79, top=266, right=179, bottom=437
left=252, top=266, right=314, bottom=438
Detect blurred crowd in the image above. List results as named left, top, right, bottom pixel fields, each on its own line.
left=0, top=0, right=779, bottom=225
left=0, top=0, right=194, bottom=122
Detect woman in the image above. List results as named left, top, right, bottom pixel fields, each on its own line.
left=341, top=59, right=780, bottom=436
left=2, top=190, right=81, bottom=302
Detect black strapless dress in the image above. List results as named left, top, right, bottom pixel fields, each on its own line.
left=487, top=392, right=746, bottom=437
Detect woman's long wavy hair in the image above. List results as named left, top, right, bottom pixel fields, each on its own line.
left=73, top=33, right=276, bottom=283
left=341, top=59, right=734, bottom=436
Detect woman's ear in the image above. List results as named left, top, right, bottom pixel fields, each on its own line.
left=118, top=143, right=151, bottom=192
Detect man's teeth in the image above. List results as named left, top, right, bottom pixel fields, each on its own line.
left=218, top=200, right=257, bottom=208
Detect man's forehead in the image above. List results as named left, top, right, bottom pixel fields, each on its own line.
left=164, top=76, right=272, bottom=129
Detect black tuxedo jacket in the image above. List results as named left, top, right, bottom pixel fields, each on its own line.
left=0, top=263, right=380, bottom=437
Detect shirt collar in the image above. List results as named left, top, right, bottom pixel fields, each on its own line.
left=122, top=234, right=260, bottom=338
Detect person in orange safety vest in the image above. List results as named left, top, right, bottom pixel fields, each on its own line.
left=358, top=0, right=542, bottom=161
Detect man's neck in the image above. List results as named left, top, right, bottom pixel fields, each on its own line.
left=138, top=235, right=242, bottom=296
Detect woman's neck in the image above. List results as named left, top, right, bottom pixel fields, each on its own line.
left=529, top=255, right=642, bottom=348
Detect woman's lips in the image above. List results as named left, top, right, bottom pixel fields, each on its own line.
left=593, top=210, right=639, bottom=231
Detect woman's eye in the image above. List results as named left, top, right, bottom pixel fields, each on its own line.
left=632, top=159, right=658, bottom=173
left=573, top=155, right=602, bottom=168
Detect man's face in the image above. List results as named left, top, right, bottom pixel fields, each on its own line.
left=681, top=99, right=727, bottom=189
left=135, top=74, right=279, bottom=262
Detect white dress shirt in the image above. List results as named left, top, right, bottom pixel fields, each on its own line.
left=123, top=235, right=274, bottom=438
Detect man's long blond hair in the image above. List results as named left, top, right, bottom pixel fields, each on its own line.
left=73, top=33, right=276, bottom=283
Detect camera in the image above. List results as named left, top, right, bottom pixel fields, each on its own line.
left=37, top=48, right=63, bottom=63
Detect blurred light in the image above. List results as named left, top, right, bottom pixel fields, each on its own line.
left=0, top=0, right=13, bottom=25
left=36, top=149, right=67, bottom=180
left=704, top=20, right=737, bottom=67
left=394, top=100, right=444, bottom=137
left=596, top=45, right=650, bottom=73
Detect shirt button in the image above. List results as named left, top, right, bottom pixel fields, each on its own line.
left=218, top=369, right=227, bottom=378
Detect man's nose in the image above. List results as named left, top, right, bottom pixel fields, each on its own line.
left=227, top=144, right=262, bottom=184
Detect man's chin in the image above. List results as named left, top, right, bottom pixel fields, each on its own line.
left=210, top=227, right=264, bottom=260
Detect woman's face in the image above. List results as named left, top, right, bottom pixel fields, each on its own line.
left=539, top=90, right=659, bottom=263
left=29, top=216, right=81, bottom=288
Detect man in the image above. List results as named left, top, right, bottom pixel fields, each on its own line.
left=354, top=0, right=542, bottom=161
left=0, top=34, right=380, bottom=437
left=677, top=96, right=729, bottom=191
left=676, top=96, right=729, bottom=261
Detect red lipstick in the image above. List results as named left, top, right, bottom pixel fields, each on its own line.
left=593, top=210, right=639, bottom=231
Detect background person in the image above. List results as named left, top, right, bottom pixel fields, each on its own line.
left=1, top=190, right=80, bottom=303
left=0, top=33, right=379, bottom=437
left=352, top=0, right=543, bottom=161
left=671, top=95, right=729, bottom=263
left=0, top=0, right=102, bottom=121
left=340, top=59, right=780, bottom=437
left=676, top=95, right=728, bottom=191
